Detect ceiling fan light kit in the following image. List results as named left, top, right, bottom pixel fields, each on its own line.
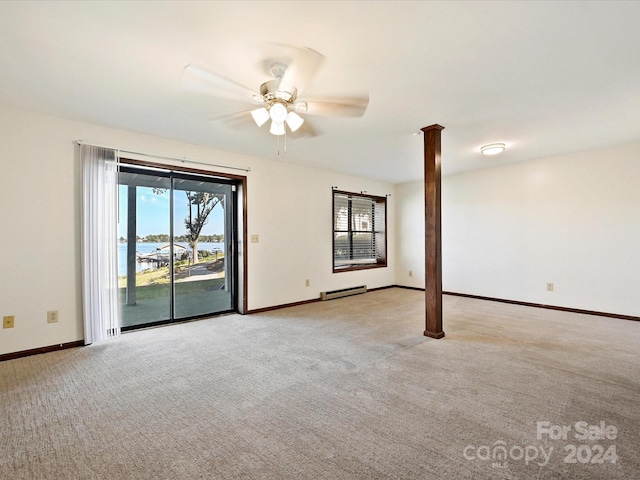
left=481, top=143, right=506, bottom=155
left=252, top=80, right=304, bottom=136
left=252, top=102, right=304, bottom=136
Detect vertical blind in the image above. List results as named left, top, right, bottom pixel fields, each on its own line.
left=81, top=145, right=121, bottom=344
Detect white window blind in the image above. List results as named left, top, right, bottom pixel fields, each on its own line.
left=333, top=191, right=387, bottom=271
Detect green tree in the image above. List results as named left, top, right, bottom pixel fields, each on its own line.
left=152, top=187, right=223, bottom=264
left=184, top=191, right=223, bottom=264
left=143, top=233, right=170, bottom=243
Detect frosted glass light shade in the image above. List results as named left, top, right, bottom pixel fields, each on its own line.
left=251, top=108, right=270, bottom=127
left=269, top=102, right=288, bottom=123
left=270, top=121, right=285, bottom=136
left=285, top=111, right=304, bottom=132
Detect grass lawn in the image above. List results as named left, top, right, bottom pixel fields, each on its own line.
left=119, top=256, right=230, bottom=327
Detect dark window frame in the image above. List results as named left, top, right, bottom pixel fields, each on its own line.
left=117, top=159, right=247, bottom=328
left=332, top=189, right=387, bottom=273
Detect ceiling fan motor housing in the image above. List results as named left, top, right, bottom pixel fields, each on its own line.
left=260, top=80, right=297, bottom=105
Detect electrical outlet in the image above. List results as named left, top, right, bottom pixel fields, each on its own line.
left=251, top=234, right=259, bottom=243
left=47, top=310, right=59, bottom=323
left=409, top=271, right=413, bottom=277
left=3, top=315, right=15, bottom=329
left=305, top=279, right=310, bottom=287
left=546, top=283, right=554, bottom=292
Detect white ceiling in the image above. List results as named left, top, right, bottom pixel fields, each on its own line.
left=2, top=1, right=640, bottom=183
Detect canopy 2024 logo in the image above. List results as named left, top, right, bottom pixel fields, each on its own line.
left=463, top=421, right=618, bottom=469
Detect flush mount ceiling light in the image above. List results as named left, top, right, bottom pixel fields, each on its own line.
left=481, top=143, right=506, bottom=155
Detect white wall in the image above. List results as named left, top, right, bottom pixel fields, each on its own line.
left=394, top=180, right=425, bottom=289
left=243, top=155, right=395, bottom=310
left=0, top=106, right=395, bottom=355
left=395, top=142, right=640, bottom=317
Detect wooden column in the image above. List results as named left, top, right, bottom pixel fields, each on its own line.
left=422, top=124, right=445, bottom=339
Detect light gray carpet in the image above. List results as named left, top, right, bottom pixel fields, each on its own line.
left=1, top=289, right=638, bottom=479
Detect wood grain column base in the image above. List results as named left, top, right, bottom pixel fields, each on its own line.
left=423, top=330, right=445, bottom=339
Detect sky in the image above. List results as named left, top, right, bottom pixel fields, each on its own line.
left=118, top=186, right=225, bottom=239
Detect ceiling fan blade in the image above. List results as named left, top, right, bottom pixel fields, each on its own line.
left=278, top=47, right=325, bottom=97
left=181, top=64, right=259, bottom=102
left=289, top=120, right=319, bottom=138
left=209, top=109, right=257, bottom=129
left=296, top=96, right=369, bottom=117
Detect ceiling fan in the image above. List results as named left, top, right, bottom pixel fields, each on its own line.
left=180, top=47, right=368, bottom=140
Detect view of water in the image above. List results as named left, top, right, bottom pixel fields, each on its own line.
left=118, top=242, right=224, bottom=276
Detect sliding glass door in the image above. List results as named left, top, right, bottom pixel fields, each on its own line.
left=172, top=176, right=234, bottom=319
left=118, top=169, right=172, bottom=328
left=117, top=165, right=237, bottom=329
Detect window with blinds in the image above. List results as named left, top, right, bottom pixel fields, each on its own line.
left=333, top=190, right=387, bottom=271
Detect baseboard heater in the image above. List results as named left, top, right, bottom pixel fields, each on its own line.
left=320, top=285, right=367, bottom=301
